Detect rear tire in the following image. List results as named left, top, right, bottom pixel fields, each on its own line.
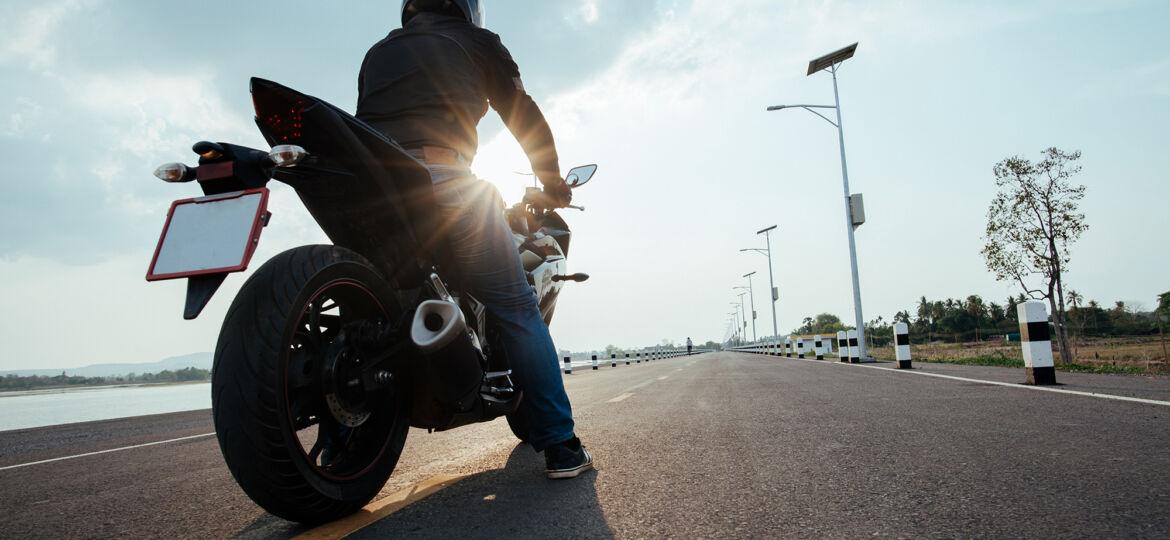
left=211, top=245, right=409, bottom=524
left=505, top=405, right=531, bottom=443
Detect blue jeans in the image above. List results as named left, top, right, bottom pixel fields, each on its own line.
left=430, top=169, right=575, bottom=452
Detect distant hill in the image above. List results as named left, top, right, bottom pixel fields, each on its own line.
left=2, top=352, right=213, bottom=378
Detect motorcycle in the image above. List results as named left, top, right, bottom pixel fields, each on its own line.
left=144, top=78, right=595, bottom=524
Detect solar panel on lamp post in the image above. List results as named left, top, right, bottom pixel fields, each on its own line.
left=766, top=42, right=869, bottom=360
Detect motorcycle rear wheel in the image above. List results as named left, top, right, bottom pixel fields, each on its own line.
left=212, top=245, right=409, bottom=524
left=505, top=406, right=531, bottom=442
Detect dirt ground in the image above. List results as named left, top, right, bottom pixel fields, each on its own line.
left=866, top=334, right=1169, bottom=373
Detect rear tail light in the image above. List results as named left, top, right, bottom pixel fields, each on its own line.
left=153, top=163, right=194, bottom=183
left=253, top=85, right=307, bottom=143
left=268, top=145, right=308, bottom=167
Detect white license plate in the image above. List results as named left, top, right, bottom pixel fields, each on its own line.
left=146, top=188, right=270, bottom=281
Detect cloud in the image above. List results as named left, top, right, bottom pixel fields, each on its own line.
left=581, top=0, right=599, bottom=23
left=0, top=0, right=98, bottom=71
left=77, top=70, right=258, bottom=160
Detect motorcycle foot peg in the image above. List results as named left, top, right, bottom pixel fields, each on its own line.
left=411, top=300, right=468, bottom=354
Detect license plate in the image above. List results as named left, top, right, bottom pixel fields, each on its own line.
left=146, top=188, right=270, bottom=281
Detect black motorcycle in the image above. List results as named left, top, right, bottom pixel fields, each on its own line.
left=145, top=78, right=594, bottom=524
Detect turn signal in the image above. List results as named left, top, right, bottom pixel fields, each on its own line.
left=268, top=144, right=308, bottom=167
left=153, top=163, right=193, bottom=183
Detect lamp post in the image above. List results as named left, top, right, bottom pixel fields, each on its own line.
left=735, top=273, right=758, bottom=342
left=735, top=293, right=748, bottom=343
left=741, top=225, right=778, bottom=343
left=766, top=42, right=868, bottom=359
left=729, top=306, right=742, bottom=345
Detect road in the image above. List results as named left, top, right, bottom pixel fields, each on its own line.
left=1, top=352, right=1168, bottom=538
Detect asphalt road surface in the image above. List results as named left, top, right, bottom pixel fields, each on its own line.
left=2, top=352, right=1168, bottom=538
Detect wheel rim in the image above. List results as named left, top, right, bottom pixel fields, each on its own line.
left=283, top=279, right=399, bottom=481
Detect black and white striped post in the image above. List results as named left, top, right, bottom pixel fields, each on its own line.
left=815, top=335, right=824, bottom=360
left=636, top=351, right=641, bottom=363
left=847, top=329, right=859, bottom=363
left=563, top=356, right=572, bottom=375
left=837, top=331, right=847, bottom=363
left=1018, top=301, right=1056, bottom=385
left=611, top=353, right=617, bottom=368
left=894, top=322, right=911, bottom=369
left=592, top=353, right=598, bottom=370
left=797, top=340, right=805, bottom=358
left=625, top=353, right=630, bottom=365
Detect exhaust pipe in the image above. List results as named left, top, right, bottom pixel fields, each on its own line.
left=411, top=300, right=468, bottom=354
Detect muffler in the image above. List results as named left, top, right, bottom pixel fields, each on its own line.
left=409, top=300, right=483, bottom=413
left=411, top=299, right=468, bottom=354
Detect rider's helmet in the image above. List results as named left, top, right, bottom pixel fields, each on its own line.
left=401, top=0, right=484, bottom=28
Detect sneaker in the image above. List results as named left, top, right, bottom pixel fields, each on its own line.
left=544, top=436, right=594, bottom=479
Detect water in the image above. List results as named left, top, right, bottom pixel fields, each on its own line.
left=0, top=382, right=211, bottom=432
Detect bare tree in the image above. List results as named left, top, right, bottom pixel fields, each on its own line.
left=981, top=147, right=1087, bottom=365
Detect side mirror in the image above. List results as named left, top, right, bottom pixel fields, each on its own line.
left=565, top=164, right=597, bottom=188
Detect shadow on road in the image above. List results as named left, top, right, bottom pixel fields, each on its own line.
left=347, top=443, right=612, bottom=539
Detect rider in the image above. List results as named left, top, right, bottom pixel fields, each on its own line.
left=356, top=0, right=592, bottom=479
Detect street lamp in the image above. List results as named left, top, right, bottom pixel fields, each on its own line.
left=741, top=225, right=778, bottom=342
left=735, top=273, right=758, bottom=343
left=735, top=293, right=748, bottom=343
left=729, top=306, right=742, bottom=345
left=766, top=42, right=869, bottom=359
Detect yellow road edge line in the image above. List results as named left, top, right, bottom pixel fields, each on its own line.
left=607, top=392, right=634, bottom=403
left=295, top=474, right=464, bottom=540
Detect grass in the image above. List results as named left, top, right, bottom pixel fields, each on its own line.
left=867, top=335, right=1168, bottom=375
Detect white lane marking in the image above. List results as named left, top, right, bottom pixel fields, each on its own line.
left=623, top=379, right=656, bottom=393
left=752, top=353, right=1170, bottom=408
left=658, top=376, right=669, bottom=381
left=0, top=432, right=216, bottom=472
left=608, top=393, right=634, bottom=403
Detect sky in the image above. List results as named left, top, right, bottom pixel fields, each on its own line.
left=1, top=0, right=1168, bottom=371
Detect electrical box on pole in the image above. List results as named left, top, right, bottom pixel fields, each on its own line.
left=772, top=287, right=778, bottom=301
left=849, top=193, right=865, bottom=228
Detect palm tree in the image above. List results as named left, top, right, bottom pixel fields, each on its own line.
left=916, top=296, right=930, bottom=326
left=1065, top=289, right=1083, bottom=359
left=966, top=295, right=986, bottom=341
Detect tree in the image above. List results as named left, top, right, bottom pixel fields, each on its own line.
left=981, top=147, right=1087, bottom=364
left=1157, top=291, right=1169, bottom=361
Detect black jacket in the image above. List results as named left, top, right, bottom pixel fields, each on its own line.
left=357, top=13, right=560, bottom=184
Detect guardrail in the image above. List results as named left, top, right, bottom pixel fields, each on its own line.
left=726, top=337, right=838, bottom=360
left=561, top=348, right=712, bottom=374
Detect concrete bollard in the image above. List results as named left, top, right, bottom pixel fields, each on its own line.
left=611, top=353, right=617, bottom=368
left=636, top=351, right=641, bottom=363
left=1018, top=301, right=1056, bottom=385
left=815, top=335, right=824, bottom=360
left=563, top=356, right=572, bottom=375
left=785, top=338, right=792, bottom=358
left=894, top=322, right=911, bottom=369
left=837, top=331, right=847, bottom=363
left=797, top=340, right=805, bottom=358
left=625, top=352, right=630, bottom=365
left=592, top=353, right=598, bottom=370
left=847, top=329, right=859, bottom=363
